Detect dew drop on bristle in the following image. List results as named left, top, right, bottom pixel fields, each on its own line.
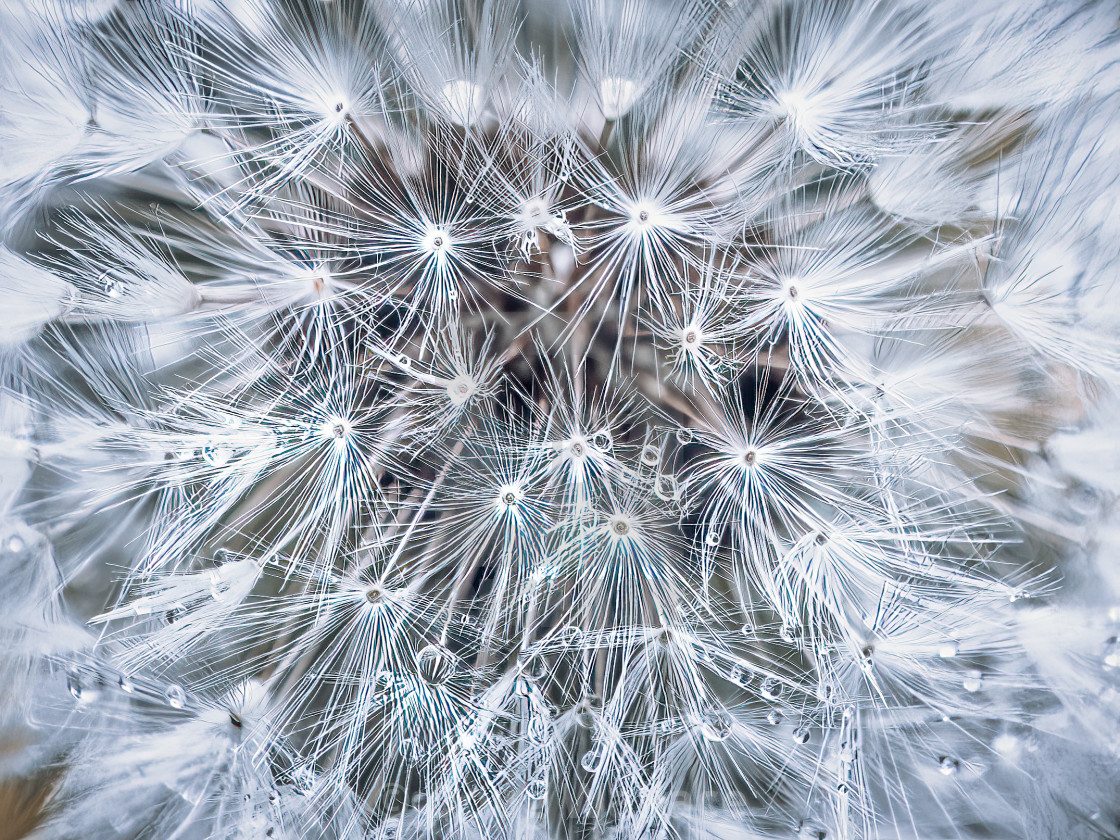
left=416, top=643, right=456, bottom=685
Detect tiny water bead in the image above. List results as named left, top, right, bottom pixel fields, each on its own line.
left=574, top=698, right=598, bottom=729
left=728, top=664, right=750, bottom=688
left=101, top=272, right=123, bottom=298
left=416, top=643, right=456, bottom=685
left=654, top=474, right=679, bottom=503
left=527, top=711, right=552, bottom=745
left=527, top=773, right=549, bottom=800
left=767, top=709, right=783, bottom=725
left=591, top=429, right=613, bottom=451
left=792, top=726, right=810, bottom=745
left=699, top=707, right=733, bottom=743
left=938, top=756, right=960, bottom=776
left=5, top=533, right=26, bottom=554
left=675, top=427, right=695, bottom=445
left=66, top=670, right=83, bottom=700
left=164, top=684, right=187, bottom=709
left=962, top=670, right=984, bottom=692
left=580, top=744, right=604, bottom=773
left=640, top=445, right=660, bottom=466
left=202, top=441, right=233, bottom=466
left=760, top=677, right=783, bottom=700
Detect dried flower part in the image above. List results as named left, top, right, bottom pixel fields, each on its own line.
left=1, top=1, right=1119, bottom=840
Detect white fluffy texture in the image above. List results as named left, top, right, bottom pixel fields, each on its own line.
left=0, top=2, right=1118, bottom=840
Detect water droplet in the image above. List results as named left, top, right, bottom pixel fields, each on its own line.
left=938, top=642, right=959, bottom=659
left=5, top=534, right=26, bottom=554
left=640, top=445, right=660, bottom=466
left=202, top=441, right=233, bottom=467
left=654, top=474, right=679, bottom=502
left=938, top=755, right=959, bottom=776
left=555, top=625, right=584, bottom=649
left=962, top=670, right=984, bottom=693
left=792, top=726, right=810, bottom=745
left=591, top=429, right=612, bottom=451
left=728, top=664, right=749, bottom=688
left=527, top=711, right=552, bottom=745
left=767, top=709, right=783, bottom=725
left=291, top=764, right=316, bottom=794
left=416, top=643, right=456, bottom=685
left=580, top=744, right=604, bottom=773
left=675, top=427, right=695, bottom=445
left=164, top=684, right=186, bottom=709
left=575, top=701, right=597, bottom=729
left=66, top=670, right=83, bottom=700
left=118, top=674, right=134, bottom=693
left=699, top=707, right=732, bottom=742
left=705, top=530, right=721, bottom=548
left=101, top=273, right=123, bottom=298
left=760, top=677, right=783, bottom=700
left=527, top=771, right=549, bottom=800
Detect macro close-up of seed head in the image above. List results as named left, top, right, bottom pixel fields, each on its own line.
left=1, top=1, right=1120, bottom=839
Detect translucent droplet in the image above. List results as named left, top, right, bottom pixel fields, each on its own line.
left=767, top=709, right=783, bottom=725
left=164, top=684, right=186, bottom=709
left=962, top=670, right=984, bottom=693
left=705, top=530, right=721, bottom=547
left=591, top=429, right=612, bottom=451
left=66, top=670, right=83, bottom=700
left=575, top=701, right=597, bottom=729
left=699, top=707, right=732, bottom=742
left=1103, top=636, right=1120, bottom=668
left=5, top=534, right=26, bottom=554
left=555, top=625, right=584, bottom=649
left=102, top=274, right=123, bottom=298
left=527, top=771, right=549, bottom=800
left=291, top=764, right=316, bottom=794
left=938, top=642, right=959, bottom=659
left=728, top=664, right=749, bottom=688
left=792, top=726, right=810, bottom=745
left=675, top=427, right=694, bottom=445
left=654, top=474, right=679, bottom=503
left=118, top=674, right=134, bottom=694
left=527, top=711, right=552, bottom=745
left=416, top=643, right=456, bottom=685
left=760, top=677, right=783, bottom=700
left=202, top=441, right=233, bottom=467
left=580, top=744, right=604, bottom=773
left=938, top=755, right=960, bottom=776
left=640, top=445, right=660, bottom=466
left=797, top=821, right=827, bottom=840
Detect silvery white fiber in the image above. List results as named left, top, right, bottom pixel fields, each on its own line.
left=0, top=1, right=1118, bottom=839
